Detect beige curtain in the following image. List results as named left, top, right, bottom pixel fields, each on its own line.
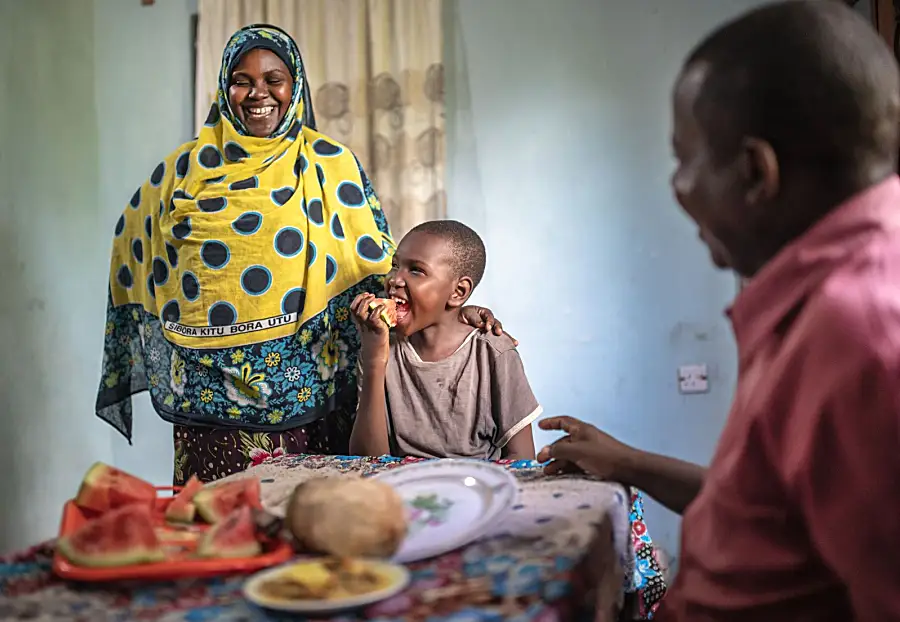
left=196, top=0, right=446, bottom=238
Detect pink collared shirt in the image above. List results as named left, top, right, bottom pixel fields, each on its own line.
left=659, top=176, right=900, bottom=621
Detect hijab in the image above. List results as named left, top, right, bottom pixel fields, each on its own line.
left=97, top=25, right=394, bottom=440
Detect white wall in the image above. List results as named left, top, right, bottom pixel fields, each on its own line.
left=0, top=0, right=112, bottom=553
left=444, top=0, right=771, bottom=558
left=0, top=0, right=195, bottom=553
left=93, top=0, right=197, bottom=487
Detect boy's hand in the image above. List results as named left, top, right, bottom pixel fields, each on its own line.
left=351, top=293, right=390, bottom=370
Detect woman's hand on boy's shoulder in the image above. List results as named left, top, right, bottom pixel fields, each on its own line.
left=459, top=305, right=518, bottom=346
left=351, top=293, right=391, bottom=370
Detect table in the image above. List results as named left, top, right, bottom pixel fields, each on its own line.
left=0, top=455, right=667, bottom=621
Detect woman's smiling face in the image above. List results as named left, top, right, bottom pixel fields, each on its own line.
left=228, top=48, right=293, bottom=137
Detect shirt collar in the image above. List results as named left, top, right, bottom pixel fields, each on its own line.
left=728, top=175, right=900, bottom=360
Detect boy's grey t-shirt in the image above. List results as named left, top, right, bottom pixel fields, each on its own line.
left=358, top=330, right=542, bottom=459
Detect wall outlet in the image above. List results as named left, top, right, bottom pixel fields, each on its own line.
left=678, top=364, right=709, bottom=394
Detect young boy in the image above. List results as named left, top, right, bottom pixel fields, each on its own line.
left=349, top=220, right=538, bottom=460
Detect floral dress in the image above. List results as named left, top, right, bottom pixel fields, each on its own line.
left=172, top=407, right=354, bottom=485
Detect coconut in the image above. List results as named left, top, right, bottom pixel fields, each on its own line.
left=285, top=477, right=406, bottom=559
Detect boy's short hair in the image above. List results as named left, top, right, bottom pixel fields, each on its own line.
left=409, top=220, right=487, bottom=287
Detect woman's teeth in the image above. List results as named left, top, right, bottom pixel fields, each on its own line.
left=247, top=106, right=275, bottom=118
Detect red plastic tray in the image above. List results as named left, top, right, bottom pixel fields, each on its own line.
left=52, top=486, right=293, bottom=582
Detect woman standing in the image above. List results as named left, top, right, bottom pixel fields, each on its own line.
left=96, top=25, right=502, bottom=484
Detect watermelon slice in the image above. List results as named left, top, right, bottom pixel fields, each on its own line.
left=57, top=504, right=165, bottom=567
left=193, top=478, right=261, bottom=524
left=74, top=462, right=157, bottom=514
left=165, top=475, right=204, bottom=523
left=369, top=299, right=397, bottom=328
left=196, top=506, right=262, bottom=559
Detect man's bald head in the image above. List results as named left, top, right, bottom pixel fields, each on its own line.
left=671, top=1, right=900, bottom=278
left=684, top=0, right=900, bottom=183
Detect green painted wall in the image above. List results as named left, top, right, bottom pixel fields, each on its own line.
left=0, top=0, right=195, bottom=553
left=0, top=0, right=110, bottom=553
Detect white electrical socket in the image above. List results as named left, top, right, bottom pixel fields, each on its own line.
left=678, top=364, right=709, bottom=394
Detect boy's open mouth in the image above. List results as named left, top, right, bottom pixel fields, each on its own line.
left=390, top=295, right=410, bottom=324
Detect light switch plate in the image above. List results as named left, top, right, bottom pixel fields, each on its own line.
left=678, top=364, right=709, bottom=394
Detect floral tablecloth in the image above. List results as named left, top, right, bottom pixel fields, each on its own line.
left=0, top=455, right=666, bottom=621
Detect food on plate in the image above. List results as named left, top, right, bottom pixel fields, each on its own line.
left=196, top=505, right=262, bottom=559
left=56, top=466, right=277, bottom=571
left=368, top=298, right=397, bottom=328
left=256, top=558, right=391, bottom=601
left=251, top=507, right=285, bottom=541
left=155, top=527, right=201, bottom=556
left=286, top=477, right=406, bottom=558
left=193, top=477, right=261, bottom=524
left=154, top=526, right=200, bottom=543
left=56, top=504, right=165, bottom=567
left=165, top=475, right=204, bottom=523
left=74, top=462, right=158, bottom=514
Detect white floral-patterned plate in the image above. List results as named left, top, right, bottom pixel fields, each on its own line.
left=370, top=460, right=519, bottom=563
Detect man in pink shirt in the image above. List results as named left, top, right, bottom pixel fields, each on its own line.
left=539, top=1, right=900, bottom=620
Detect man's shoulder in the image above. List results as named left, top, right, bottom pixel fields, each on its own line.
left=806, top=255, right=900, bottom=359
left=776, top=256, right=900, bottom=408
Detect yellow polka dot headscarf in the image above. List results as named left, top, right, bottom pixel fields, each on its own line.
left=98, top=24, right=394, bottom=438
left=108, top=24, right=393, bottom=350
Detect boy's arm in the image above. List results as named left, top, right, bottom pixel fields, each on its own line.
left=348, top=294, right=392, bottom=457
left=348, top=363, right=391, bottom=457
left=502, top=427, right=536, bottom=460
left=493, top=348, right=540, bottom=461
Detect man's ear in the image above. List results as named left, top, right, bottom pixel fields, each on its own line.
left=447, top=276, right=474, bottom=309
left=740, top=136, right=780, bottom=206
